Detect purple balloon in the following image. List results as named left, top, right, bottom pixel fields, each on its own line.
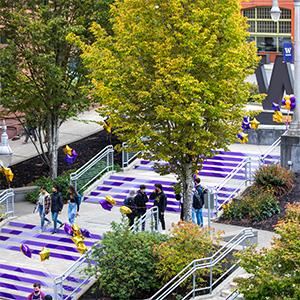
left=65, top=154, right=75, bottom=164
left=99, top=199, right=113, bottom=211
left=71, top=149, right=78, bottom=160
left=237, top=133, right=243, bottom=140
left=290, top=96, right=296, bottom=103
left=20, top=244, right=32, bottom=258
left=291, top=102, right=296, bottom=110
left=242, top=122, right=250, bottom=130
left=64, top=223, right=74, bottom=236
left=272, top=102, right=281, bottom=111
left=81, top=228, right=91, bottom=238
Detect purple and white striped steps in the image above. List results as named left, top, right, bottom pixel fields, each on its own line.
left=0, top=222, right=101, bottom=299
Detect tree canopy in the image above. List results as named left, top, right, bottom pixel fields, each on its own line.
left=0, top=0, right=106, bottom=178
left=73, top=0, right=260, bottom=219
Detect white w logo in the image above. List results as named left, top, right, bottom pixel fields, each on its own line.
left=285, top=47, right=292, bottom=54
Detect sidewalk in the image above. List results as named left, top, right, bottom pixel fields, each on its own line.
left=9, top=110, right=103, bottom=165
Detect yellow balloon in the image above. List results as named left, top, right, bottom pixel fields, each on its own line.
left=250, top=118, right=260, bottom=130
left=120, top=206, right=132, bottom=215
left=76, top=242, right=88, bottom=254
left=72, top=235, right=84, bottom=246
left=39, top=247, right=50, bottom=261
left=273, top=111, right=283, bottom=123
left=63, top=145, right=73, bottom=156
left=238, top=132, right=248, bottom=144
left=1, top=167, right=14, bottom=182
left=105, top=195, right=116, bottom=206
left=284, top=95, right=291, bottom=101
left=71, top=224, right=82, bottom=237
left=103, top=122, right=112, bottom=133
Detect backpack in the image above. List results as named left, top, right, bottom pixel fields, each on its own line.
left=193, top=187, right=204, bottom=208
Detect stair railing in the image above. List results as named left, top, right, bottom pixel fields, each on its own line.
left=213, top=157, right=251, bottom=214
left=259, top=133, right=284, bottom=165
left=53, top=208, right=159, bottom=300
left=121, top=142, right=141, bottom=169
left=130, top=206, right=159, bottom=233
left=226, top=290, right=241, bottom=300
left=149, top=228, right=255, bottom=300
left=0, top=189, right=14, bottom=218
left=70, top=145, right=114, bottom=193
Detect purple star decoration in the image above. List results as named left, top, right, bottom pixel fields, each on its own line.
left=99, top=199, right=113, bottom=211
left=65, top=149, right=78, bottom=165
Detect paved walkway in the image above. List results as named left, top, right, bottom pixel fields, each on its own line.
left=9, top=110, right=103, bottom=165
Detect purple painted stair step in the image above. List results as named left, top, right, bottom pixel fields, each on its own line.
left=8, top=222, right=101, bottom=240
left=0, top=243, right=79, bottom=261
left=109, top=175, right=176, bottom=186
left=0, top=291, right=26, bottom=300
left=0, top=282, right=33, bottom=294
left=101, top=181, right=175, bottom=192
left=0, top=263, right=55, bottom=278
left=0, top=272, right=75, bottom=292
left=1, top=228, right=96, bottom=247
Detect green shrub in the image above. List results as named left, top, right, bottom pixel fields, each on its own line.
left=25, top=171, right=73, bottom=204
left=236, top=204, right=300, bottom=299
left=154, top=222, right=221, bottom=286
left=254, top=164, right=294, bottom=197
left=86, top=221, right=168, bottom=300
left=222, top=189, right=280, bottom=222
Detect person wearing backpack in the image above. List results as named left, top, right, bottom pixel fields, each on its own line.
left=134, top=185, right=149, bottom=230
left=51, top=185, right=64, bottom=234
left=192, top=177, right=205, bottom=227
left=124, top=190, right=137, bottom=226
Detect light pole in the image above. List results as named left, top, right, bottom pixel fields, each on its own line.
left=272, top=0, right=300, bottom=171
left=0, top=120, right=13, bottom=167
left=271, top=0, right=300, bottom=131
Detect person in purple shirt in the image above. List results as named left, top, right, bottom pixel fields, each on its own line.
left=27, top=282, right=45, bottom=300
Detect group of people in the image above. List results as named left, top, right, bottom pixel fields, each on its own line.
left=123, top=183, right=167, bottom=232
left=36, top=185, right=81, bottom=234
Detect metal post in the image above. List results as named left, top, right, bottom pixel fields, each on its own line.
left=192, top=262, right=196, bottom=298
left=207, top=192, right=211, bottom=229
left=209, top=261, right=213, bottom=294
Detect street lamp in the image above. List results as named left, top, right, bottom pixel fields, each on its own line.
left=272, top=0, right=300, bottom=172
left=0, top=120, right=13, bottom=167
left=270, top=0, right=281, bottom=22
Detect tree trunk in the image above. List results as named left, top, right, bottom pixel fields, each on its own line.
left=48, top=116, right=59, bottom=179
left=181, top=162, right=194, bottom=222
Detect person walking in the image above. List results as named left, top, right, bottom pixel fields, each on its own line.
left=51, top=185, right=64, bottom=234
left=124, top=190, right=136, bottom=227
left=149, top=183, right=167, bottom=233
left=36, top=186, right=51, bottom=232
left=27, top=282, right=45, bottom=300
left=67, top=185, right=80, bottom=225
left=192, top=177, right=205, bottom=227
left=134, top=184, right=148, bottom=231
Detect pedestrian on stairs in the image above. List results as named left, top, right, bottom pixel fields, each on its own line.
left=124, top=190, right=137, bottom=227
left=192, top=178, right=205, bottom=227
left=36, top=186, right=51, bottom=232
left=67, top=185, right=81, bottom=225
left=51, top=185, right=64, bottom=234
left=150, top=183, right=167, bottom=233
left=27, top=282, right=45, bottom=300
left=134, top=184, right=149, bottom=230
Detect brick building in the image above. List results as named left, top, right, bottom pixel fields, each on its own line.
left=241, top=0, right=294, bottom=62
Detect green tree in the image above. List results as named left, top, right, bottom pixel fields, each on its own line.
left=0, top=0, right=106, bottom=178
left=236, top=203, right=300, bottom=299
left=72, top=0, right=260, bottom=220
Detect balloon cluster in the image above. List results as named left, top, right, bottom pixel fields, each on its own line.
left=63, top=145, right=78, bottom=164
left=0, top=164, right=14, bottom=182
left=20, top=244, right=50, bottom=261
left=272, top=95, right=296, bottom=124
left=64, top=223, right=90, bottom=254
left=237, top=116, right=260, bottom=144
left=99, top=195, right=116, bottom=211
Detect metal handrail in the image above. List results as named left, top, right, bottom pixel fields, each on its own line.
left=149, top=228, right=255, bottom=300
left=226, top=290, right=241, bottom=300
left=121, top=142, right=141, bottom=169
left=0, top=189, right=14, bottom=218
left=130, top=206, right=159, bottom=232
left=70, top=145, right=114, bottom=192
left=53, top=207, right=159, bottom=300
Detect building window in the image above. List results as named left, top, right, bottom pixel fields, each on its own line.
left=242, top=7, right=291, bottom=52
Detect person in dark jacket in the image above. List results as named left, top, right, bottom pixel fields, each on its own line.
left=51, top=185, right=64, bottom=234
left=134, top=185, right=148, bottom=230
left=124, top=190, right=136, bottom=226
left=192, top=177, right=205, bottom=227
left=149, top=183, right=167, bottom=232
